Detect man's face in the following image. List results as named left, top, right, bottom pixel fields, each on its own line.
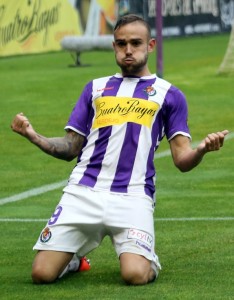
left=113, top=22, right=155, bottom=76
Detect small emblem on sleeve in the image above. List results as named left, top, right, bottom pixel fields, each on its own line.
left=40, top=227, right=52, bottom=243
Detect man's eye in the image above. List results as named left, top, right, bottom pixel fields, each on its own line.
left=117, top=42, right=126, bottom=47
left=132, top=41, right=141, bottom=46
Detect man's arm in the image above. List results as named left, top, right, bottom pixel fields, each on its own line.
left=11, top=113, right=85, bottom=161
left=169, top=130, right=229, bottom=172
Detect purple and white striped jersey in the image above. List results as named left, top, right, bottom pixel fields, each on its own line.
left=65, top=74, right=191, bottom=199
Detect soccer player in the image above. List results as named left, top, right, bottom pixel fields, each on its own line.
left=11, top=14, right=228, bottom=285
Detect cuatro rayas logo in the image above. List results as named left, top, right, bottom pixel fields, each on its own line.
left=0, top=0, right=61, bottom=47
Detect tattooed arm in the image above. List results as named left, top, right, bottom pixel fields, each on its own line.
left=30, top=131, right=85, bottom=161
left=11, top=113, right=85, bottom=161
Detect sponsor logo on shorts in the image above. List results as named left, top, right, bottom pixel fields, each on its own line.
left=127, top=228, right=153, bottom=247
left=40, top=227, right=52, bottom=243
left=136, top=240, right=151, bottom=253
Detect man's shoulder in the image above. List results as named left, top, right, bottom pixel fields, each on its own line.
left=153, top=76, right=184, bottom=97
left=153, top=75, right=172, bottom=90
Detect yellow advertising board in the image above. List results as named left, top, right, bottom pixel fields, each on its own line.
left=0, top=0, right=82, bottom=57
left=77, top=0, right=117, bottom=35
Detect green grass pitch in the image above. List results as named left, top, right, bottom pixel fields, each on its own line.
left=0, top=33, right=233, bottom=299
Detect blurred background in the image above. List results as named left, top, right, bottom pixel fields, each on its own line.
left=1, top=0, right=234, bottom=57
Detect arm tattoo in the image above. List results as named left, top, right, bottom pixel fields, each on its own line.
left=33, top=131, right=85, bottom=161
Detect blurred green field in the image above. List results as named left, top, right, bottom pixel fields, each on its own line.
left=0, top=34, right=233, bottom=299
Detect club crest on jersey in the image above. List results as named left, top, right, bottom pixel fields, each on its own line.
left=40, top=227, right=52, bottom=243
left=144, top=86, right=156, bottom=96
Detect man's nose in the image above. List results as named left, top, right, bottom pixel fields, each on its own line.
left=126, top=43, right=132, bottom=54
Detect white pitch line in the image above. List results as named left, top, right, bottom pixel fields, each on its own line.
left=154, top=217, right=234, bottom=221
left=0, top=180, right=67, bottom=206
left=0, top=217, right=233, bottom=222
left=0, top=218, right=48, bottom=222
left=0, top=132, right=233, bottom=206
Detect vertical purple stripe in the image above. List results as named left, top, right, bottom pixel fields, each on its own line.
left=144, top=115, right=160, bottom=198
left=79, top=76, right=123, bottom=187
left=79, top=127, right=112, bottom=187
left=111, top=78, right=156, bottom=193
left=111, top=123, right=141, bottom=193
left=144, top=77, right=162, bottom=198
left=103, top=76, right=123, bottom=97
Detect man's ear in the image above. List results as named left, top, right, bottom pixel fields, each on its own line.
left=148, top=38, right=156, bottom=53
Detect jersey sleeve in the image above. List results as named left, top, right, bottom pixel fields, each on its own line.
left=163, top=86, right=191, bottom=141
left=64, top=81, right=94, bottom=136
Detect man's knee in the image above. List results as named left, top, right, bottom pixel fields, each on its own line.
left=121, top=267, right=152, bottom=285
left=120, top=253, right=155, bottom=285
left=31, top=250, right=73, bottom=284
left=31, top=263, right=58, bottom=284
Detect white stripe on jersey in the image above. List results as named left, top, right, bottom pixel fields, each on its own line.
left=95, top=77, right=140, bottom=189
left=151, top=77, right=172, bottom=107
left=68, top=76, right=112, bottom=185
left=127, top=125, right=153, bottom=195
left=128, top=77, right=171, bottom=194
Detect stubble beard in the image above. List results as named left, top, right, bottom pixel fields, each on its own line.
left=116, top=53, right=148, bottom=76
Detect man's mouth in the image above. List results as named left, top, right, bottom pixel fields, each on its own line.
left=124, top=57, right=134, bottom=63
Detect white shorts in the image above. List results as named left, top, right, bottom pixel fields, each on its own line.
left=33, top=184, right=160, bottom=271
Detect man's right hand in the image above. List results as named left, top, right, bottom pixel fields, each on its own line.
left=11, top=112, right=36, bottom=141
